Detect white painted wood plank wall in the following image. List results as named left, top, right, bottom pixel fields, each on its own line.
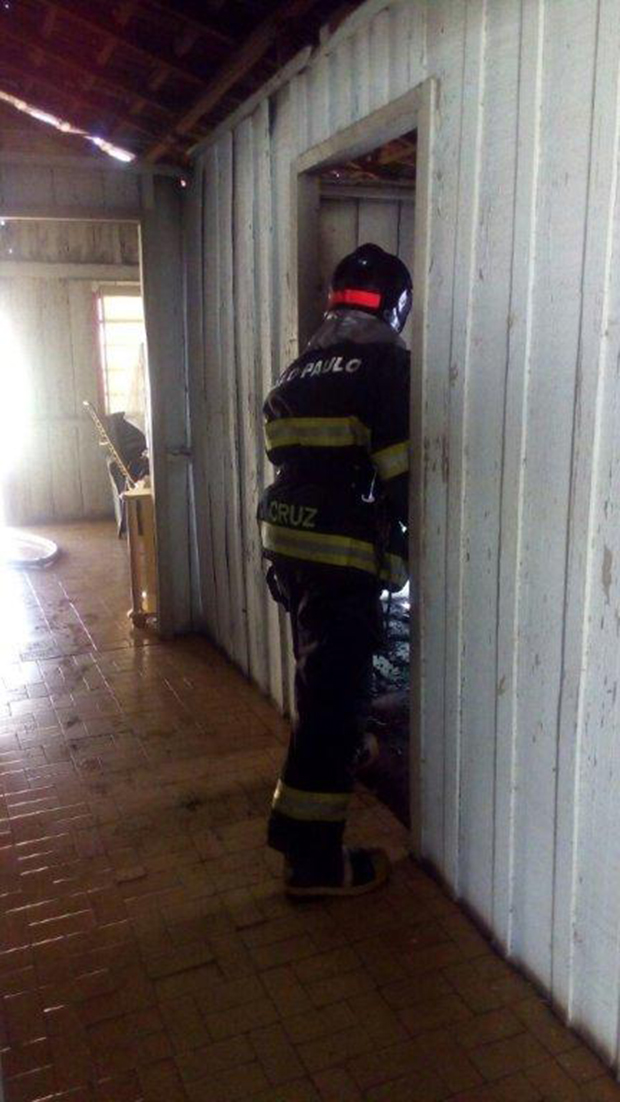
left=0, top=162, right=142, bottom=216
left=0, top=162, right=191, bottom=637
left=186, top=0, right=620, bottom=1068
left=0, top=221, right=140, bottom=525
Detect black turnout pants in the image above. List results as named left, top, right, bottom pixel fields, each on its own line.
left=267, top=565, right=383, bottom=868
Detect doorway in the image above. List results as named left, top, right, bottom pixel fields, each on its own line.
left=292, top=82, right=434, bottom=846
left=0, top=216, right=147, bottom=615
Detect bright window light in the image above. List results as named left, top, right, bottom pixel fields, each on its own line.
left=97, top=288, right=145, bottom=415
left=0, top=312, right=30, bottom=474
left=0, top=87, right=135, bottom=164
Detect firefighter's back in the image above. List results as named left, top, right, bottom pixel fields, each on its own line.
left=259, top=310, right=409, bottom=591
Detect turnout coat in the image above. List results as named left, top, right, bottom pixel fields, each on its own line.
left=259, top=309, right=410, bottom=591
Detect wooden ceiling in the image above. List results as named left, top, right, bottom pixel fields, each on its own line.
left=321, top=130, right=417, bottom=188
left=0, top=0, right=359, bottom=164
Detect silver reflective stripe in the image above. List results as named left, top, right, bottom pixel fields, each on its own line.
left=372, top=440, right=409, bottom=480
left=261, top=523, right=378, bottom=572
left=272, top=779, right=350, bottom=822
left=265, top=416, right=371, bottom=450
left=261, top=522, right=407, bottom=588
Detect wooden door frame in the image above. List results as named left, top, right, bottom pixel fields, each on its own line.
left=291, top=79, right=436, bottom=855
left=0, top=171, right=191, bottom=638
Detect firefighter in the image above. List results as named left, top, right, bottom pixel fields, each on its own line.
left=258, top=243, right=412, bottom=897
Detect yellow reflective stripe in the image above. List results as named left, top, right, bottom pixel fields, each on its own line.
left=372, top=440, right=409, bottom=480
left=265, top=416, right=371, bottom=450
left=261, top=522, right=408, bottom=588
left=272, top=780, right=350, bottom=822
left=261, top=522, right=377, bottom=572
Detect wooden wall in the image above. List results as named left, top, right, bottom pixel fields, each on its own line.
left=186, top=0, right=620, bottom=1067
left=0, top=218, right=139, bottom=264
left=0, top=220, right=140, bottom=525
left=0, top=158, right=143, bottom=217
left=0, top=158, right=190, bottom=636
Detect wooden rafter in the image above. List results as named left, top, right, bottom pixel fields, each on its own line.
left=0, top=0, right=356, bottom=163
left=136, top=0, right=234, bottom=49
left=29, top=0, right=218, bottom=89
left=376, top=137, right=417, bottom=167
left=145, top=0, right=321, bottom=161
left=0, top=52, right=162, bottom=143
left=0, top=13, right=176, bottom=118
left=0, top=97, right=102, bottom=155
left=95, top=0, right=134, bottom=66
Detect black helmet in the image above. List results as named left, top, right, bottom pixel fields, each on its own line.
left=328, top=242, right=413, bottom=333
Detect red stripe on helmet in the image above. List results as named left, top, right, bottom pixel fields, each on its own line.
left=328, top=289, right=382, bottom=309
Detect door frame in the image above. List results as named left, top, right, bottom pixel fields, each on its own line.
left=290, top=79, right=436, bottom=855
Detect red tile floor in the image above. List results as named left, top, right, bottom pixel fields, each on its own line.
left=0, top=520, right=618, bottom=1102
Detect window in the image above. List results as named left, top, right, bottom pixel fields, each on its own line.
left=96, top=286, right=145, bottom=415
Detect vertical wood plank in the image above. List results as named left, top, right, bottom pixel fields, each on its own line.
left=328, top=38, right=355, bottom=133
left=21, top=278, right=53, bottom=522
left=0, top=165, right=54, bottom=207
left=456, top=0, right=521, bottom=923
left=564, top=240, right=620, bottom=1061
left=119, top=223, right=140, bottom=264
left=368, top=8, right=391, bottom=111
left=140, top=176, right=191, bottom=636
left=441, top=0, right=488, bottom=899
left=23, top=427, right=52, bottom=523
left=51, top=168, right=106, bottom=209
left=218, top=133, right=250, bottom=670
left=295, top=174, right=322, bottom=351
left=185, top=161, right=215, bottom=631
left=200, top=145, right=227, bottom=644
left=408, top=76, right=435, bottom=856
left=357, top=198, right=399, bottom=252
left=352, top=26, right=371, bottom=121
left=389, top=0, right=427, bottom=99
left=509, top=0, right=598, bottom=988
left=493, top=0, right=546, bottom=953
left=397, top=198, right=416, bottom=347
left=0, top=278, right=37, bottom=523
left=69, top=282, right=111, bottom=517
left=40, top=279, right=75, bottom=421
left=308, top=52, right=331, bottom=147
left=254, top=100, right=285, bottom=707
left=270, top=85, right=296, bottom=715
left=234, top=116, right=269, bottom=690
left=48, top=422, right=83, bottom=519
left=420, top=0, right=467, bottom=870
left=0, top=278, right=32, bottom=523
left=101, top=169, right=141, bottom=211
left=552, top=0, right=620, bottom=1051
left=319, top=197, right=358, bottom=295
left=291, top=72, right=311, bottom=156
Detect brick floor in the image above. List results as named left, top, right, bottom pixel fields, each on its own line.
left=0, top=519, right=618, bottom=1102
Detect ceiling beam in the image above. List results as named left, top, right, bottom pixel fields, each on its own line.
left=145, top=0, right=321, bottom=161
left=0, top=53, right=207, bottom=163
left=136, top=0, right=234, bottom=49
left=0, top=96, right=95, bottom=155
left=0, top=52, right=162, bottom=143
left=30, top=0, right=217, bottom=89
left=0, top=13, right=177, bottom=117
